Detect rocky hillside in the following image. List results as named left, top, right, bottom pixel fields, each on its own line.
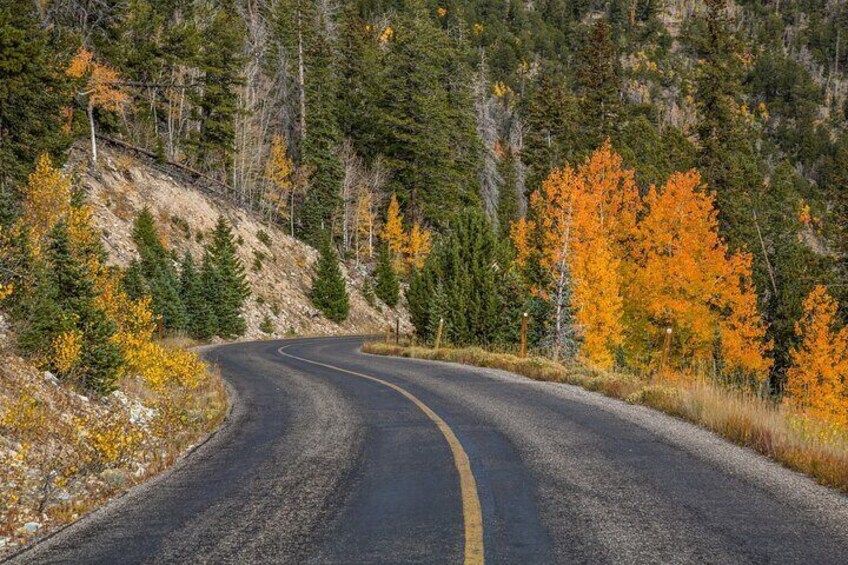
left=70, top=144, right=409, bottom=340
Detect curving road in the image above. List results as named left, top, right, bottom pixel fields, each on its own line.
left=9, top=336, right=848, bottom=564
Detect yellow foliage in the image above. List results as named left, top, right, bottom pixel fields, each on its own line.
left=20, top=154, right=72, bottom=256
left=785, top=286, right=848, bottom=427
left=52, top=330, right=83, bottom=376
left=380, top=26, right=394, bottom=45
left=473, top=23, right=484, bottom=35
left=405, top=222, right=432, bottom=270
left=437, top=7, right=448, bottom=17
left=265, top=134, right=293, bottom=220
left=381, top=193, right=406, bottom=257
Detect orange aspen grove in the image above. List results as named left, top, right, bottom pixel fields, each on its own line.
left=20, top=154, right=72, bottom=257
left=264, top=134, right=294, bottom=225
left=66, top=47, right=129, bottom=163
left=785, top=286, right=848, bottom=426
left=405, top=222, right=432, bottom=270
left=513, top=142, right=637, bottom=367
left=381, top=193, right=407, bottom=267
left=628, top=170, right=771, bottom=379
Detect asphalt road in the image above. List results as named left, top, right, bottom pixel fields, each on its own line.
left=10, top=336, right=848, bottom=564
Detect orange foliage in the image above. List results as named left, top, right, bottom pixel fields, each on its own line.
left=513, top=143, right=771, bottom=378
left=67, top=47, right=128, bottom=112
left=516, top=143, right=636, bottom=368
left=785, top=286, right=848, bottom=426
left=628, top=171, right=771, bottom=379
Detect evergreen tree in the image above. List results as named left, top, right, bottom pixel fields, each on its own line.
left=496, top=148, right=521, bottom=237
left=406, top=208, right=504, bottom=345
left=311, top=234, right=349, bottom=322
left=205, top=216, right=250, bottom=337
left=189, top=0, right=245, bottom=178
left=131, top=208, right=187, bottom=331
left=0, top=1, right=69, bottom=224
left=371, top=4, right=480, bottom=227
left=20, top=222, right=121, bottom=394
left=521, top=72, right=579, bottom=194
left=693, top=0, right=762, bottom=251
left=374, top=242, right=399, bottom=307
left=576, top=19, right=621, bottom=148
left=180, top=252, right=218, bottom=340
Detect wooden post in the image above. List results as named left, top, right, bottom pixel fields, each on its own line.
left=659, top=326, right=672, bottom=377
left=520, top=312, right=528, bottom=359
left=434, top=318, right=444, bottom=351
left=395, top=318, right=400, bottom=345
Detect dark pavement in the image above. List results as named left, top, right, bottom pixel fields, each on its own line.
left=9, top=336, right=848, bottom=564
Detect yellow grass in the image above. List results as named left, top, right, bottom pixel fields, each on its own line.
left=363, top=342, right=848, bottom=493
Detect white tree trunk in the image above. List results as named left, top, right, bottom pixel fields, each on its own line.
left=88, top=104, right=98, bottom=163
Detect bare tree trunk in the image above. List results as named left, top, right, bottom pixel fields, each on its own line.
left=297, top=3, right=307, bottom=140
left=88, top=103, right=98, bottom=163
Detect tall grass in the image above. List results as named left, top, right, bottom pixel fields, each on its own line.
left=363, top=342, right=848, bottom=493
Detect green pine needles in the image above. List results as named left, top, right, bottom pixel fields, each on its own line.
left=311, top=235, right=349, bottom=322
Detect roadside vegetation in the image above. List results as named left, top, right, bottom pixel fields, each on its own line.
left=0, top=155, right=230, bottom=552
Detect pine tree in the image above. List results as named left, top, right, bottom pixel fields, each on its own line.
left=131, top=208, right=187, bottom=331
left=180, top=252, right=218, bottom=340
left=311, top=234, right=349, bottom=322
left=189, top=0, right=245, bottom=178
left=20, top=222, right=121, bottom=394
left=407, top=209, right=504, bottom=346
left=371, top=5, right=480, bottom=227
left=374, top=243, right=399, bottom=307
left=0, top=1, right=69, bottom=223
left=521, top=72, right=578, bottom=194
left=292, top=1, right=345, bottom=242
left=205, top=216, right=250, bottom=337
left=496, top=147, right=520, bottom=238
left=576, top=19, right=621, bottom=148
left=694, top=0, right=763, bottom=251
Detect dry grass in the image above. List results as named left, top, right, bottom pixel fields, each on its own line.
left=363, top=342, right=848, bottom=493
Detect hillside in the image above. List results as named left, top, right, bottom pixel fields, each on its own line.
left=70, top=143, right=409, bottom=340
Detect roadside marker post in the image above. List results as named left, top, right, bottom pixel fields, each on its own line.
left=434, top=318, right=444, bottom=351
left=520, top=312, right=528, bottom=359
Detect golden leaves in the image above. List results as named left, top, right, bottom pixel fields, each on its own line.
left=382, top=193, right=406, bottom=257
left=380, top=194, right=432, bottom=271
left=785, top=286, right=848, bottom=427
left=21, top=154, right=72, bottom=257
left=513, top=142, right=771, bottom=378
left=631, top=170, right=771, bottom=377
left=52, top=331, right=83, bottom=376
left=67, top=47, right=128, bottom=112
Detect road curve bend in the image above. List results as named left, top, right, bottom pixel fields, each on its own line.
left=8, top=336, right=848, bottom=564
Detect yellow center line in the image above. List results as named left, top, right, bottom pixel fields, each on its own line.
left=279, top=345, right=484, bottom=565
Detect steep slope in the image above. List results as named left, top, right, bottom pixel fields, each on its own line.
left=69, top=143, right=408, bottom=340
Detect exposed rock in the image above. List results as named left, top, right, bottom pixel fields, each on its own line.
left=69, top=144, right=411, bottom=339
